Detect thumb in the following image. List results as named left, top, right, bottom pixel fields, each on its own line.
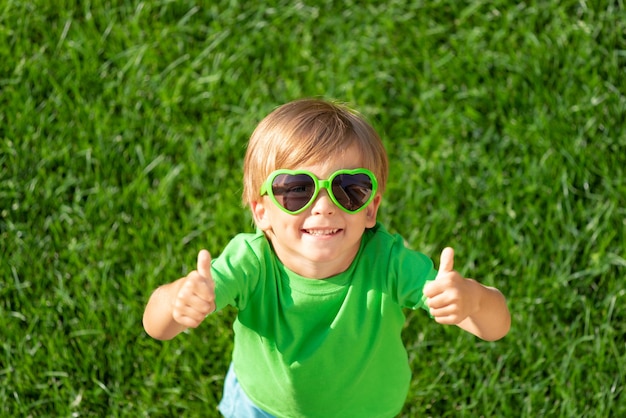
left=197, top=249, right=213, bottom=279
left=437, top=247, right=455, bottom=275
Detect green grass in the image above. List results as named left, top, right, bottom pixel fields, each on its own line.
left=1, top=0, right=625, bottom=416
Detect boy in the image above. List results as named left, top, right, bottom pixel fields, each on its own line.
left=143, top=98, right=511, bottom=417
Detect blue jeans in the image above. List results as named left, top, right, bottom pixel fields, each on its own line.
left=218, top=363, right=277, bottom=418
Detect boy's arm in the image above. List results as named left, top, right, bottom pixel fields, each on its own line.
left=450, top=280, right=510, bottom=341
left=143, top=250, right=216, bottom=341
left=423, top=248, right=511, bottom=341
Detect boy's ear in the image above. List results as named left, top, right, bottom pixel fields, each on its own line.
left=365, top=195, right=382, bottom=228
left=251, top=199, right=272, bottom=230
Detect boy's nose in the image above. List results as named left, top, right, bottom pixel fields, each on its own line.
left=311, top=189, right=336, bottom=215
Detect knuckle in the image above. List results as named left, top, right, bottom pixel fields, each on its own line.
left=172, top=311, right=185, bottom=324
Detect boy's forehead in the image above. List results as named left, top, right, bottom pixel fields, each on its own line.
left=281, top=144, right=365, bottom=174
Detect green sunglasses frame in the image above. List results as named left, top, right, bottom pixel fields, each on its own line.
left=260, top=168, right=378, bottom=215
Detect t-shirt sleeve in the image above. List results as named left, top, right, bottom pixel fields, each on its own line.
left=394, top=246, right=437, bottom=310
left=360, top=224, right=437, bottom=311
left=210, top=233, right=265, bottom=312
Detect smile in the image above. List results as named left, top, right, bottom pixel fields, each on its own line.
left=304, top=229, right=341, bottom=236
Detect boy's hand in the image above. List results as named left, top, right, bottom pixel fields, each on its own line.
left=423, top=247, right=480, bottom=325
left=172, top=249, right=216, bottom=328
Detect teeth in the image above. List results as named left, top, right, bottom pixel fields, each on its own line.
left=306, top=229, right=338, bottom=236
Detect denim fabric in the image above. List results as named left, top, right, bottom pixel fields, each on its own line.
left=218, top=363, right=277, bottom=418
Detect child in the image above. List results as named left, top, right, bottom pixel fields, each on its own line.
left=143, top=98, right=511, bottom=417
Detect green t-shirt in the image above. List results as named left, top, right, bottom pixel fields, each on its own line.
left=211, top=222, right=437, bottom=418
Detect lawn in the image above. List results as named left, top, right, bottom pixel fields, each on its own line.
left=1, top=0, right=625, bottom=416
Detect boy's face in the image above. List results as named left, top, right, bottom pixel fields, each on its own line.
left=251, top=145, right=381, bottom=279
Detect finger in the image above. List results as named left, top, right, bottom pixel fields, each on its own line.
left=177, top=271, right=215, bottom=310
left=176, top=290, right=214, bottom=313
left=422, top=279, right=441, bottom=298
left=433, top=308, right=467, bottom=325
left=431, top=313, right=462, bottom=326
left=173, top=290, right=214, bottom=326
left=438, top=247, right=455, bottom=275
left=426, top=293, right=448, bottom=310
left=197, top=249, right=212, bottom=279
left=194, top=250, right=216, bottom=314
left=172, top=308, right=206, bottom=328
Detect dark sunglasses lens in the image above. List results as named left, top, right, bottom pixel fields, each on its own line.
left=271, top=174, right=316, bottom=212
left=332, top=174, right=373, bottom=211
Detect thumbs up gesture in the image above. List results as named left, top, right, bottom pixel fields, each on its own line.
left=172, top=249, right=216, bottom=329
left=423, top=247, right=479, bottom=325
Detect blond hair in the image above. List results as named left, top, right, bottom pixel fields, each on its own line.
left=242, top=98, right=388, bottom=208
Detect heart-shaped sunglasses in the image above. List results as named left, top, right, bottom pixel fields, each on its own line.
left=260, top=168, right=378, bottom=215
